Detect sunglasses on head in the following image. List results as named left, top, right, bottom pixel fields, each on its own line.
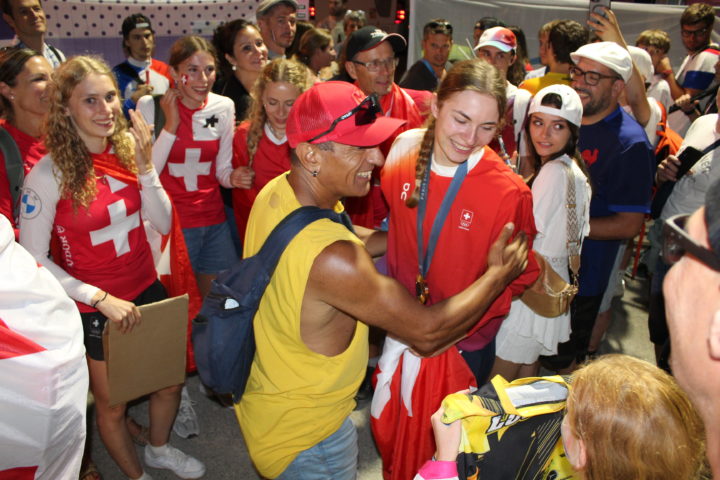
left=662, top=214, right=720, bottom=271
left=427, top=20, right=453, bottom=34
left=307, top=93, right=381, bottom=143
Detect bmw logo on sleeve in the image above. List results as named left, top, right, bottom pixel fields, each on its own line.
left=20, top=188, right=42, bottom=219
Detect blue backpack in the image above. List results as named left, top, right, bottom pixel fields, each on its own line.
left=192, top=206, right=353, bottom=401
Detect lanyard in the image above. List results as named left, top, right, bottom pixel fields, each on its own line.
left=416, top=156, right=468, bottom=302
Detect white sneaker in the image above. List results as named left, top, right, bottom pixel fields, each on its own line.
left=173, top=385, right=200, bottom=438
left=144, top=444, right=205, bottom=479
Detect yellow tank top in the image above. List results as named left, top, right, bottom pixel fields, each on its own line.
left=235, top=173, right=369, bottom=478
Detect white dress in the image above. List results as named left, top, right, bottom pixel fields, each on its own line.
left=495, top=154, right=591, bottom=364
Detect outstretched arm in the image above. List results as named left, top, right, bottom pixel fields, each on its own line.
left=307, top=223, right=529, bottom=355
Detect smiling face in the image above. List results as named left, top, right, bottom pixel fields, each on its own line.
left=346, top=41, right=396, bottom=97
left=173, top=51, right=216, bottom=109
left=431, top=90, right=499, bottom=167
left=422, top=33, right=452, bottom=69
left=263, top=80, right=301, bottom=135
left=66, top=73, right=120, bottom=153
left=229, top=26, right=268, bottom=74
left=316, top=142, right=384, bottom=198
left=1, top=55, right=52, bottom=120
left=571, top=57, right=622, bottom=122
left=529, top=111, right=571, bottom=162
left=4, top=0, right=46, bottom=39
left=125, top=27, right=154, bottom=62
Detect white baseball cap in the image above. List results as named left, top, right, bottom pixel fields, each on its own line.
left=628, top=45, right=654, bottom=84
left=528, top=84, right=584, bottom=127
left=570, top=41, right=633, bottom=83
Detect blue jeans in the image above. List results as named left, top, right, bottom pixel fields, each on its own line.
left=181, top=221, right=238, bottom=274
left=276, top=417, right=358, bottom=480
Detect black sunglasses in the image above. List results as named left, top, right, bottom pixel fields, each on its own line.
left=307, top=94, right=381, bottom=143
left=427, top=20, right=453, bottom=34
left=662, top=214, right=720, bottom=271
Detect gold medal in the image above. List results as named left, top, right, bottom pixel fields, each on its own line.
left=415, top=273, right=429, bottom=304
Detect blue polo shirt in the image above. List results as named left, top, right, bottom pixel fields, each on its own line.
left=577, top=106, right=654, bottom=296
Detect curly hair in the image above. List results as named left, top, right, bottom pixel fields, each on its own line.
left=567, top=354, right=706, bottom=480
left=405, top=59, right=506, bottom=207
left=45, top=56, right=135, bottom=210
left=245, top=57, right=310, bottom=166
left=0, top=47, right=43, bottom=122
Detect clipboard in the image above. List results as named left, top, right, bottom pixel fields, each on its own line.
left=103, top=294, right=188, bottom=406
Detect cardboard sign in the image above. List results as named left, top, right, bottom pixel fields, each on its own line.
left=103, top=295, right=187, bottom=406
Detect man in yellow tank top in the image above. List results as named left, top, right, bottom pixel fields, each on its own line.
left=236, top=80, right=531, bottom=479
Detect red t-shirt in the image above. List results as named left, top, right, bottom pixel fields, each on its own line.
left=231, top=122, right=291, bottom=243
left=51, top=152, right=157, bottom=312
left=374, top=129, right=539, bottom=480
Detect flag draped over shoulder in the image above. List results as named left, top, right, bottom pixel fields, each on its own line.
left=93, top=156, right=202, bottom=373
left=0, top=215, right=88, bottom=479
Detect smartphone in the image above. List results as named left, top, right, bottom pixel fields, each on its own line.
left=675, top=146, right=704, bottom=180
left=588, top=0, right=612, bottom=28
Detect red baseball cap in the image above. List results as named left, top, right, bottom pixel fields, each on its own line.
left=287, top=81, right=406, bottom=148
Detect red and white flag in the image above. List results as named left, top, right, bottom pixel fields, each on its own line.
left=0, top=216, right=88, bottom=479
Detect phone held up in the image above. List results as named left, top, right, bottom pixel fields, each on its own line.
left=588, top=0, right=612, bottom=30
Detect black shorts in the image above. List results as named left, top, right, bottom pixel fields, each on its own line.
left=81, top=280, right=167, bottom=361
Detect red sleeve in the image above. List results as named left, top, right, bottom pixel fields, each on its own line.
left=232, top=122, right=251, bottom=169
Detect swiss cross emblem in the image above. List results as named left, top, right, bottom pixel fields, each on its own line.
left=459, top=209, right=473, bottom=231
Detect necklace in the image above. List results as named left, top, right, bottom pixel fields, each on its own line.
left=266, top=122, right=285, bottom=139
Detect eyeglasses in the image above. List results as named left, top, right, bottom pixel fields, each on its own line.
left=681, top=26, right=709, bottom=38
left=351, top=57, right=399, bottom=73
left=307, top=93, right=381, bottom=143
left=569, top=66, right=621, bottom=86
left=662, top=214, right=720, bottom=271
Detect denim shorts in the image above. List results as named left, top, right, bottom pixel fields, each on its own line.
left=277, top=416, right=358, bottom=480
left=182, top=221, right=239, bottom=275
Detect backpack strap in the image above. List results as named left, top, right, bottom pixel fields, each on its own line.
left=115, top=61, right=145, bottom=86
left=0, top=126, right=23, bottom=219
left=254, top=206, right=354, bottom=273
left=153, top=94, right=165, bottom=139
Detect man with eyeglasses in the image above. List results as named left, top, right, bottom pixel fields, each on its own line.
left=235, top=81, right=529, bottom=480
left=662, top=177, right=720, bottom=479
left=545, top=42, right=654, bottom=372
left=255, top=0, right=298, bottom=59
left=661, top=2, right=719, bottom=136
left=342, top=26, right=424, bottom=228
left=400, top=19, right=453, bottom=92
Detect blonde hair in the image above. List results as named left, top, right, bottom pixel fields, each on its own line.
left=45, top=56, right=134, bottom=210
left=245, top=57, right=310, bottom=165
left=567, top=354, right=705, bottom=480
left=405, top=59, right=505, bottom=207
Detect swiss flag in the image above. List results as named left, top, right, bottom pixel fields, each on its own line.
left=0, top=318, right=46, bottom=359
left=0, top=467, right=38, bottom=480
